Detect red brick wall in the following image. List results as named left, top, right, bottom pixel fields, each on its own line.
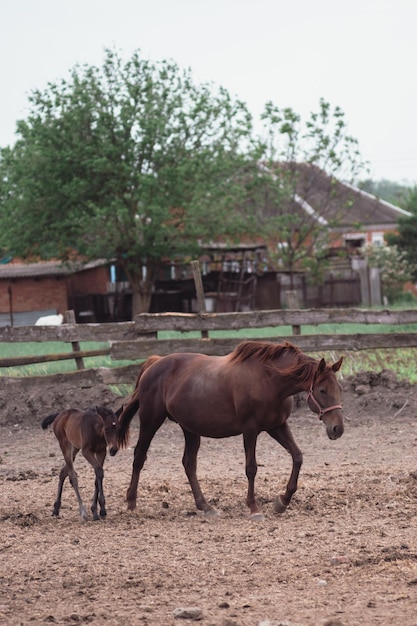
left=68, top=266, right=109, bottom=295
left=0, top=267, right=109, bottom=315
left=0, top=277, right=69, bottom=314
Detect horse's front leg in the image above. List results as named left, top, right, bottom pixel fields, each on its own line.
left=243, top=428, right=262, bottom=519
left=91, top=467, right=105, bottom=520
left=126, top=420, right=162, bottom=511
left=83, top=450, right=106, bottom=520
left=268, top=422, right=303, bottom=514
left=181, top=428, right=217, bottom=515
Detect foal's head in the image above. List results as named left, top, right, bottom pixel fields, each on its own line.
left=307, top=357, right=344, bottom=440
left=96, top=406, right=120, bottom=456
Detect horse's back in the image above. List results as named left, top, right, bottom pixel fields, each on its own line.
left=53, top=408, right=102, bottom=449
left=137, top=351, right=271, bottom=437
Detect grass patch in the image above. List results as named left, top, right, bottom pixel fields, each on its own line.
left=0, top=341, right=140, bottom=377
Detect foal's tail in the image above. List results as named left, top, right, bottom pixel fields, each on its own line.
left=117, top=355, right=160, bottom=448
left=41, top=412, right=59, bottom=430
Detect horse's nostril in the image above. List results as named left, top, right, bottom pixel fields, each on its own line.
left=333, top=424, right=343, bottom=437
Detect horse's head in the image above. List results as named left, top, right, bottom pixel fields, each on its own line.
left=307, top=357, right=344, bottom=440
left=96, top=406, right=121, bottom=456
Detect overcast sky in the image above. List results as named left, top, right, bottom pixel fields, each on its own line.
left=1, top=0, right=416, bottom=184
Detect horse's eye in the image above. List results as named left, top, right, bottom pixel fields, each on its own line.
left=319, top=388, right=326, bottom=394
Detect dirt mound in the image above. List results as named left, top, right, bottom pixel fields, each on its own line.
left=1, top=369, right=416, bottom=428
left=0, top=378, right=121, bottom=427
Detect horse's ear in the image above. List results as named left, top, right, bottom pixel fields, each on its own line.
left=332, top=356, right=343, bottom=372
left=318, top=358, right=326, bottom=372
left=95, top=405, right=104, bottom=419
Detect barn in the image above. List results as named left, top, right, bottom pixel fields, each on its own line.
left=0, top=259, right=111, bottom=327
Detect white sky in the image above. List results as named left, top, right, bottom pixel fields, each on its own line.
left=1, top=0, right=416, bottom=184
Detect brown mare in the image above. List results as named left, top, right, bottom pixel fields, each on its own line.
left=42, top=406, right=120, bottom=521
left=118, top=341, right=344, bottom=519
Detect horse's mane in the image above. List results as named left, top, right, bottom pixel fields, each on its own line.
left=229, top=340, right=317, bottom=386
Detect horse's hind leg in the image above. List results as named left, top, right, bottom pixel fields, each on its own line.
left=52, top=463, right=69, bottom=517
left=53, top=446, right=87, bottom=520
left=61, top=447, right=88, bottom=521
left=268, top=423, right=303, bottom=514
left=68, top=469, right=88, bottom=521
left=182, top=428, right=217, bottom=515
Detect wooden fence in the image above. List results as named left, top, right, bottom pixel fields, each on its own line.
left=1, top=308, right=417, bottom=385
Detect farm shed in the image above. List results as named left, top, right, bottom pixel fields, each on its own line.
left=0, top=259, right=110, bottom=327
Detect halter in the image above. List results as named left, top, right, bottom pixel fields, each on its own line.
left=306, top=386, right=342, bottom=420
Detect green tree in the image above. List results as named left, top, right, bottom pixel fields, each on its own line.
left=0, top=49, right=254, bottom=314
left=358, top=178, right=410, bottom=206
left=386, top=186, right=417, bottom=280
left=245, top=99, right=365, bottom=286
left=361, top=243, right=412, bottom=303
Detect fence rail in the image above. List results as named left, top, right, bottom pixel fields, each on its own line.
left=1, top=308, right=417, bottom=382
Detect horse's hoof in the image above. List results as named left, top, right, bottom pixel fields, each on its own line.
left=92, top=514, right=101, bottom=521
left=274, top=496, right=288, bottom=515
left=127, top=502, right=137, bottom=511
left=250, top=512, right=265, bottom=521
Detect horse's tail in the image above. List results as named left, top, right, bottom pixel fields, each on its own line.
left=117, top=355, right=161, bottom=448
left=41, top=412, right=59, bottom=430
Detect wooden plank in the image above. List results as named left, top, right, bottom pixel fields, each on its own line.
left=133, top=308, right=417, bottom=332
left=0, top=348, right=110, bottom=368
left=0, top=363, right=140, bottom=390
left=110, top=332, right=417, bottom=360
left=0, top=321, right=142, bottom=342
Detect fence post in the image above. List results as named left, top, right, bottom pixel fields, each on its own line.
left=65, top=309, right=85, bottom=370
left=285, top=290, right=301, bottom=335
left=191, top=260, right=208, bottom=339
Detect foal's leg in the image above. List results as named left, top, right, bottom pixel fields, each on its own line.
left=52, top=463, right=69, bottom=517
left=181, top=428, right=217, bottom=515
left=83, top=449, right=106, bottom=521
left=126, top=416, right=165, bottom=511
left=61, top=445, right=88, bottom=521
left=243, top=428, right=262, bottom=519
left=95, top=450, right=107, bottom=519
left=268, top=423, right=303, bottom=514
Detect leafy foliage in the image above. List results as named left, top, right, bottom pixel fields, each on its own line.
left=361, top=243, right=412, bottom=303
left=358, top=178, right=410, bottom=206
left=0, top=49, right=254, bottom=313
left=0, top=50, right=365, bottom=312
left=248, top=99, right=365, bottom=283
left=386, top=186, right=417, bottom=280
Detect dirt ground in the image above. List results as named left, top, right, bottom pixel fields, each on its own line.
left=1, top=369, right=417, bottom=626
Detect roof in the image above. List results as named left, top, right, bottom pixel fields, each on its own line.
left=292, top=163, right=411, bottom=228
left=0, top=259, right=109, bottom=279
left=257, top=162, right=411, bottom=228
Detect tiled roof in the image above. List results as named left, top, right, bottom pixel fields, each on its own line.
left=0, top=259, right=109, bottom=279
left=292, top=163, right=411, bottom=227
